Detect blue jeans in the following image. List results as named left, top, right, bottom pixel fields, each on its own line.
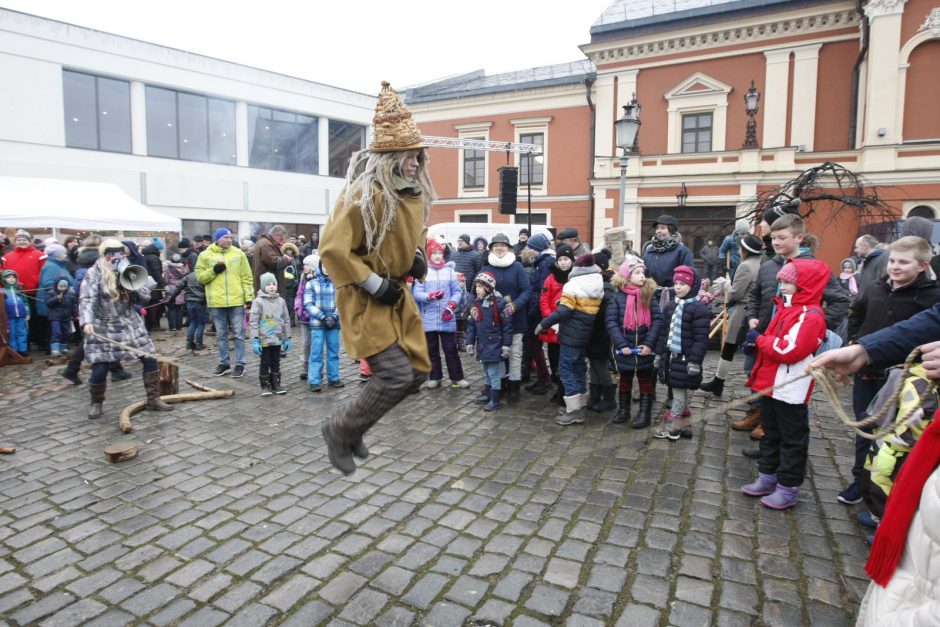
left=308, top=327, right=340, bottom=384
left=7, top=317, right=27, bottom=352
left=186, top=302, right=208, bottom=344
left=559, top=344, right=587, bottom=397
left=482, top=361, right=504, bottom=390
left=209, top=306, right=245, bottom=366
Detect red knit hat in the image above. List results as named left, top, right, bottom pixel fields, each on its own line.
left=776, top=261, right=799, bottom=285
left=426, top=238, right=444, bottom=256
left=474, top=271, right=497, bottom=292
left=673, top=265, right=695, bottom=287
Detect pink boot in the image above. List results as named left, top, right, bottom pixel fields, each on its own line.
left=741, top=473, right=777, bottom=496
left=761, top=485, right=800, bottom=510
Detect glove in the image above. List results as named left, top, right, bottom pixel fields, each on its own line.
left=409, top=251, right=427, bottom=280
left=282, top=339, right=292, bottom=354
left=743, top=329, right=760, bottom=355
left=442, top=302, right=456, bottom=322
left=213, top=262, right=226, bottom=274
left=362, top=274, right=403, bottom=305
left=323, top=316, right=336, bottom=329
left=252, top=339, right=262, bottom=356
left=653, top=355, right=662, bottom=370
left=466, top=345, right=475, bottom=356
left=500, top=346, right=511, bottom=360
left=533, top=324, right=544, bottom=336
left=427, top=290, right=445, bottom=301
left=502, top=302, right=516, bottom=317
left=687, top=362, right=701, bottom=377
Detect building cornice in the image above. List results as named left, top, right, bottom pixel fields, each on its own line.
left=583, top=5, right=859, bottom=66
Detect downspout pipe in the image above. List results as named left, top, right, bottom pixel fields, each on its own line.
left=849, top=0, right=869, bottom=149
left=585, top=76, right=596, bottom=247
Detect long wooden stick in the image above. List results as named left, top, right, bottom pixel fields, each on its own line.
left=118, top=382, right=234, bottom=433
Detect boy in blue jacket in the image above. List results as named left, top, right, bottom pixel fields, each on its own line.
left=2, top=269, right=30, bottom=354
left=466, top=271, right=512, bottom=411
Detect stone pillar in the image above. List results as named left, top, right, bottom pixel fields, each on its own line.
left=862, top=0, right=908, bottom=145
left=790, top=43, right=822, bottom=151
left=762, top=48, right=791, bottom=148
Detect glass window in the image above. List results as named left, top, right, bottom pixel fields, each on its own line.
left=248, top=105, right=318, bottom=174
left=146, top=86, right=235, bottom=164
left=682, top=113, right=713, bottom=153
left=458, top=214, right=488, bottom=223
left=463, top=138, right=485, bottom=189
left=520, top=133, right=544, bottom=185
left=63, top=70, right=131, bottom=153
left=329, top=120, right=366, bottom=177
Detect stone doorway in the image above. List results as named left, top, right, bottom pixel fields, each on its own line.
left=640, top=206, right=737, bottom=262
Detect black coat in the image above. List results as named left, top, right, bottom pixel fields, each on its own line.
left=657, top=297, right=710, bottom=389
left=606, top=287, right=664, bottom=372
left=848, top=272, right=940, bottom=343
left=142, top=245, right=166, bottom=289
left=466, top=291, right=513, bottom=362
left=450, top=246, right=481, bottom=290
left=587, top=270, right=615, bottom=359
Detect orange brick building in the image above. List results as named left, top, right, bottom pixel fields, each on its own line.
left=409, top=0, right=940, bottom=270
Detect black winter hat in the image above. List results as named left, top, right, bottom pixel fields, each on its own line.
left=178, top=238, right=191, bottom=249
left=762, top=197, right=801, bottom=226
left=458, top=233, right=471, bottom=244
left=741, top=234, right=764, bottom=254
left=555, top=245, right=575, bottom=263
left=489, top=233, right=511, bottom=249
left=594, top=251, right=610, bottom=270
left=652, top=215, right=678, bottom=230
left=557, top=227, right=579, bottom=240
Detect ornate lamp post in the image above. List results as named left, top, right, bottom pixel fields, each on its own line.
left=743, top=80, right=760, bottom=149
left=676, top=182, right=688, bottom=209
left=615, top=96, right=641, bottom=228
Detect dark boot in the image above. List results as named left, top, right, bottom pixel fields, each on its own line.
left=352, top=439, right=369, bottom=459
left=111, top=367, right=133, bottom=382
left=611, top=391, right=632, bottom=424
left=194, top=341, right=207, bottom=351
left=321, top=422, right=356, bottom=475
left=591, top=385, right=617, bottom=412
left=260, top=374, right=272, bottom=396
left=632, top=393, right=654, bottom=429
left=699, top=376, right=724, bottom=397
left=585, top=383, right=601, bottom=411
left=88, top=382, right=106, bottom=419
left=505, top=380, right=520, bottom=404
left=549, top=386, right=562, bottom=404
left=484, top=388, right=501, bottom=411
left=59, top=366, right=82, bottom=385
left=270, top=372, right=286, bottom=395
left=473, top=386, right=491, bottom=404
left=186, top=340, right=196, bottom=350
left=143, top=371, right=173, bottom=411
left=528, top=378, right=552, bottom=395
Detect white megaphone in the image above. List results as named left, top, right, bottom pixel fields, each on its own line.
left=119, top=265, right=150, bottom=291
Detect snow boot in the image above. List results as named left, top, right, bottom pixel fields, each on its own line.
left=88, top=382, right=106, bottom=419
left=484, top=388, right=501, bottom=411
left=585, top=383, right=601, bottom=411
left=741, top=473, right=777, bottom=496
left=611, top=391, right=632, bottom=424
left=260, top=374, right=272, bottom=396
left=591, top=385, right=617, bottom=412
left=699, top=376, right=724, bottom=397
left=270, top=372, right=286, bottom=395
left=555, top=394, right=586, bottom=426
left=473, top=386, right=491, bottom=404
left=632, top=393, right=654, bottom=429
left=143, top=371, right=173, bottom=411
left=761, top=485, right=800, bottom=510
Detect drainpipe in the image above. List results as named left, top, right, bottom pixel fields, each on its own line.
left=585, top=76, right=596, bottom=247
left=849, top=0, right=869, bottom=149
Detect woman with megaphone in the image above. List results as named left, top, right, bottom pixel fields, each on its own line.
left=78, top=239, right=173, bottom=420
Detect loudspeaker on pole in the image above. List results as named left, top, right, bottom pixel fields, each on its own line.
left=498, top=167, right=518, bottom=215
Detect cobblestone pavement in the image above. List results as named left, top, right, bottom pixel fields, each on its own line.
left=0, top=326, right=870, bottom=626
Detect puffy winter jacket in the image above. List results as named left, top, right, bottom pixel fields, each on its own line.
left=449, top=247, right=481, bottom=291
left=35, top=257, right=74, bottom=317
left=587, top=270, right=615, bottom=359
left=849, top=271, right=940, bottom=345
left=481, top=252, right=532, bottom=334
left=466, top=290, right=513, bottom=362
left=657, top=277, right=710, bottom=389
left=163, top=261, right=188, bottom=305
left=195, top=243, right=254, bottom=308
left=165, top=273, right=206, bottom=305
left=745, top=251, right=850, bottom=333
left=746, top=259, right=829, bottom=404
left=538, top=267, right=568, bottom=344
left=45, top=289, right=76, bottom=322
left=642, top=240, right=694, bottom=288
left=303, top=268, right=339, bottom=329
left=413, top=261, right=460, bottom=333
left=0, top=246, right=44, bottom=291
left=539, top=265, right=604, bottom=348
left=528, top=251, right=557, bottom=326
left=142, top=245, right=166, bottom=289
left=606, top=280, right=663, bottom=372
left=248, top=292, right=290, bottom=347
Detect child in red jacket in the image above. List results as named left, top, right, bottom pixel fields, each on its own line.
left=741, top=258, right=829, bottom=510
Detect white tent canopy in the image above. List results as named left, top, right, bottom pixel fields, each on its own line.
left=0, top=176, right=181, bottom=232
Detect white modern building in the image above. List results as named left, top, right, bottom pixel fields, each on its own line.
left=0, top=8, right=375, bottom=242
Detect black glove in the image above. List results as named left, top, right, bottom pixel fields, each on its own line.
left=213, top=262, right=226, bottom=274
left=409, top=250, right=427, bottom=280
left=372, top=278, right=403, bottom=305
left=323, top=316, right=336, bottom=329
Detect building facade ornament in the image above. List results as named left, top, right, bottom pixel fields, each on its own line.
left=864, top=0, right=908, bottom=19
left=920, top=7, right=940, bottom=35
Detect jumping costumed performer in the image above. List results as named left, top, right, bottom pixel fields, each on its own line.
left=318, top=81, right=434, bottom=474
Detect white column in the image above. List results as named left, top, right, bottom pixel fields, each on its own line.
left=762, top=49, right=791, bottom=148
left=592, top=74, right=616, bottom=177
left=790, top=43, right=822, bottom=151
left=130, top=81, right=147, bottom=156
left=235, top=101, right=249, bottom=167
left=318, top=117, right=329, bottom=176
left=862, top=0, right=908, bottom=145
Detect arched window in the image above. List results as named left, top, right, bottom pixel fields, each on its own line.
left=908, top=205, right=937, bottom=219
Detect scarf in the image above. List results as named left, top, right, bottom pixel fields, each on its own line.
left=647, top=234, right=679, bottom=254
left=429, top=259, right=446, bottom=270
left=487, top=251, right=516, bottom=268
left=866, top=416, right=940, bottom=587
left=622, top=284, right=650, bottom=331
left=667, top=295, right=699, bottom=354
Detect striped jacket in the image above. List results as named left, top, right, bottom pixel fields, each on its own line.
left=539, top=264, right=603, bottom=347
left=302, top=269, right=340, bottom=329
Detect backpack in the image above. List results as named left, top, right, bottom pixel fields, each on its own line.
left=805, top=306, right=842, bottom=356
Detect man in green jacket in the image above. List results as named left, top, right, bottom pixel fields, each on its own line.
left=195, top=228, right=254, bottom=377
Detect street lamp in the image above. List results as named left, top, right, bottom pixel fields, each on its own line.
left=615, top=96, right=641, bottom=228
left=743, top=80, right=760, bottom=148
left=525, top=150, right=544, bottom=235
left=676, top=182, right=688, bottom=208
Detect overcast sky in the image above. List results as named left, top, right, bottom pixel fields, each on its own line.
left=2, top=0, right=614, bottom=94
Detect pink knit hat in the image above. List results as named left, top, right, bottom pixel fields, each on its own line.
left=618, top=255, right=645, bottom=280
left=776, top=261, right=799, bottom=285
left=673, top=265, right=695, bottom=287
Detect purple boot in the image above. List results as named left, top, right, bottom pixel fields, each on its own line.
left=741, top=473, right=777, bottom=496
left=761, top=485, right=800, bottom=510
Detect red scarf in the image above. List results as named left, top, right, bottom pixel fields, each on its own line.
left=622, top=284, right=650, bottom=331
left=866, top=414, right=940, bottom=587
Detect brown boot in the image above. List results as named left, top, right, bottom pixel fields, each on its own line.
left=143, top=371, right=173, bottom=411
left=88, top=382, right=107, bottom=419
left=732, top=404, right=761, bottom=431
left=750, top=425, right=765, bottom=440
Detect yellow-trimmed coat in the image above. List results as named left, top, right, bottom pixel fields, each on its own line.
left=318, top=185, right=431, bottom=372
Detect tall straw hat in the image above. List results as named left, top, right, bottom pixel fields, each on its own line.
left=369, top=81, right=425, bottom=153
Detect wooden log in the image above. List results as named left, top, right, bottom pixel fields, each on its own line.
left=0, top=446, right=15, bottom=454
left=159, top=361, right=179, bottom=395
left=104, top=441, right=138, bottom=463
left=118, top=388, right=235, bottom=433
